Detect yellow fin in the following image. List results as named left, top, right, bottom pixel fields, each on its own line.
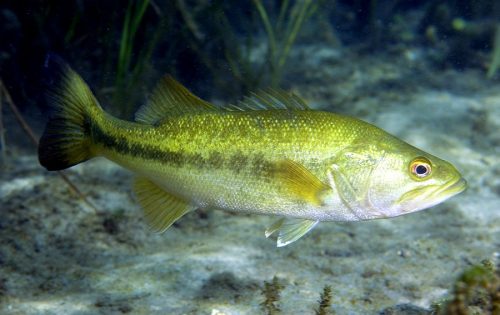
left=275, top=159, right=330, bottom=206
left=226, top=89, right=310, bottom=111
left=135, top=75, right=216, bottom=124
left=133, top=177, right=194, bottom=232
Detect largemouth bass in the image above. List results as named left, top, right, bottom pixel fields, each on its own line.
left=38, top=61, right=466, bottom=247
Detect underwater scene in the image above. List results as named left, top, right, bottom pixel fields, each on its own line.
left=0, top=1, right=499, bottom=314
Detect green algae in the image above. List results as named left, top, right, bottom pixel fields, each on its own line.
left=261, top=276, right=284, bottom=315
left=315, top=285, right=333, bottom=315
left=433, top=260, right=500, bottom=315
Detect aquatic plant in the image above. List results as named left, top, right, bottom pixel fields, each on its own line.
left=252, top=0, right=319, bottom=88
left=315, top=285, right=334, bottom=315
left=0, top=84, right=5, bottom=164
left=116, top=0, right=150, bottom=88
left=221, top=0, right=319, bottom=92
left=261, top=276, right=284, bottom=315
left=63, top=6, right=82, bottom=46
left=432, top=260, right=499, bottom=314
left=114, top=0, right=166, bottom=118
left=260, top=277, right=338, bottom=314
left=487, top=24, right=500, bottom=78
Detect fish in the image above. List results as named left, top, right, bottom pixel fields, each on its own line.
left=38, top=59, right=467, bottom=247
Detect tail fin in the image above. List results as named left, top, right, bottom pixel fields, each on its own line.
left=38, top=56, right=102, bottom=171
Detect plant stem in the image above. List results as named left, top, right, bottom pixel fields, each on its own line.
left=279, top=0, right=313, bottom=69
left=117, top=0, right=150, bottom=86
left=253, top=0, right=318, bottom=87
left=487, top=24, right=500, bottom=78
left=253, top=0, right=277, bottom=68
left=0, top=85, right=5, bottom=164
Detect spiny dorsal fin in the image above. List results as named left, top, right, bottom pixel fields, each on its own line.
left=135, top=75, right=217, bottom=124
left=226, top=89, right=310, bottom=111
left=133, top=177, right=195, bottom=232
left=266, top=218, right=319, bottom=247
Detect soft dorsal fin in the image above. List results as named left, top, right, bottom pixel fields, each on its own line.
left=226, top=89, right=310, bottom=111
left=135, top=75, right=217, bottom=124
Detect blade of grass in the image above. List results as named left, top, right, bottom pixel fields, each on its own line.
left=115, top=0, right=152, bottom=118
left=276, top=0, right=291, bottom=32
left=117, top=0, right=150, bottom=86
left=117, top=0, right=133, bottom=85
left=0, top=85, right=5, bottom=164
left=279, top=0, right=315, bottom=69
left=251, top=0, right=319, bottom=87
left=487, top=24, right=500, bottom=78
left=253, top=0, right=277, bottom=66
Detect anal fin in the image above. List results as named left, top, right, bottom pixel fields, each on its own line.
left=266, top=218, right=319, bottom=247
left=133, top=177, right=194, bottom=232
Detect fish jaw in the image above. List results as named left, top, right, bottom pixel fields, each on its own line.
left=395, top=177, right=467, bottom=215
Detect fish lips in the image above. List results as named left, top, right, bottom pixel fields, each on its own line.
left=432, top=177, right=467, bottom=199
left=396, top=177, right=467, bottom=214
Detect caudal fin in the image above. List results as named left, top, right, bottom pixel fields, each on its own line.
left=38, top=56, right=102, bottom=171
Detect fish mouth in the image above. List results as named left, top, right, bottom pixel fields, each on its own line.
left=396, top=177, right=467, bottom=214
left=432, top=177, right=467, bottom=199
left=419, top=177, right=467, bottom=210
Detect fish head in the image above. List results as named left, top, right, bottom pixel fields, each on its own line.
left=360, top=142, right=467, bottom=219
left=328, top=139, right=466, bottom=220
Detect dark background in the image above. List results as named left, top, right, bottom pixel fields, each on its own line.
left=1, top=0, right=498, bottom=119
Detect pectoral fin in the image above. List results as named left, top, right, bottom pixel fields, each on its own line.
left=266, top=218, right=319, bottom=247
left=133, top=177, right=195, bottom=232
left=275, top=159, right=330, bottom=206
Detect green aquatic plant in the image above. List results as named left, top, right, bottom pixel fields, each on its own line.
left=252, top=0, right=319, bottom=88
left=220, top=16, right=262, bottom=95
left=315, top=285, right=334, bottom=315
left=260, top=277, right=338, bottom=314
left=433, top=260, right=499, bottom=314
left=0, top=83, right=5, bottom=164
left=221, top=0, right=319, bottom=92
left=164, top=1, right=318, bottom=96
left=116, top=0, right=150, bottom=88
left=114, top=0, right=161, bottom=118
left=487, top=24, right=500, bottom=78
left=64, top=9, right=81, bottom=45
left=261, top=276, right=284, bottom=315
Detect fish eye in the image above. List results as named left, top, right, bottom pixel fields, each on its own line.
left=409, top=158, right=432, bottom=179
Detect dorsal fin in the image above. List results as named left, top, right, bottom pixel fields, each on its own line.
left=225, top=89, right=310, bottom=111
left=135, top=75, right=217, bottom=124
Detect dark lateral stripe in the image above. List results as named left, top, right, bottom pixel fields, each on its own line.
left=91, top=123, right=274, bottom=175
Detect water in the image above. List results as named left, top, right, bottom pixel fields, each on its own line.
left=0, top=1, right=499, bottom=314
